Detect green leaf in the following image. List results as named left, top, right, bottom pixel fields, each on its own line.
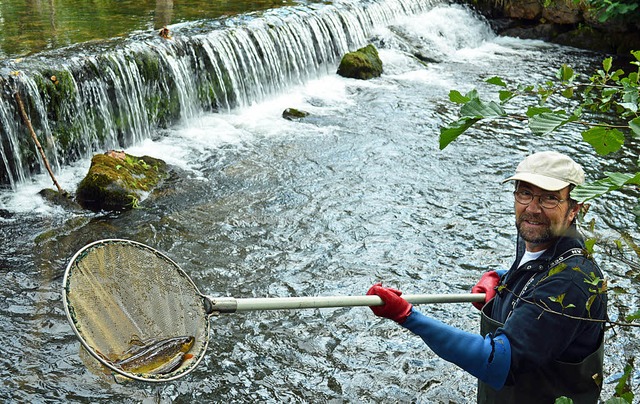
left=549, top=294, right=565, bottom=304
left=629, top=117, right=640, bottom=136
left=627, top=173, right=640, bottom=185
left=571, top=179, right=617, bottom=203
left=529, top=112, right=570, bottom=135
left=586, top=294, right=596, bottom=313
left=557, top=64, right=575, bottom=82
left=621, top=87, right=638, bottom=112
left=439, top=117, right=481, bottom=150
left=574, top=105, right=583, bottom=116
left=584, top=238, right=596, bottom=254
left=465, top=89, right=480, bottom=101
left=549, top=294, right=574, bottom=309
left=548, top=263, right=567, bottom=277
left=626, top=309, right=640, bottom=322
left=634, top=204, right=640, bottom=226
left=581, top=126, right=625, bottom=155
left=460, top=99, right=505, bottom=118
left=611, top=69, right=625, bottom=81
left=498, top=90, right=515, bottom=103
left=613, top=363, right=634, bottom=403
left=571, top=172, right=640, bottom=202
left=603, top=57, right=612, bottom=73
left=606, top=171, right=640, bottom=187
left=449, top=90, right=469, bottom=104
left=519, top=84, right=535, bottom=93
left=526, top=106, right=553, bottom=117
left=555, top=397, right=573, bottom=404
left=537, top=87, right=554, bottom=103
left=583, top=273, right=602, bottom=286
left=561, top=87, right=574, bottom=98
left=486, top=76, right=507, bottom=87
left=619, top=102, right=638, bottom=113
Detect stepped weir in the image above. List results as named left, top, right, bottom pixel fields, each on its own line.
left=0, top=0, right=440, bottom=189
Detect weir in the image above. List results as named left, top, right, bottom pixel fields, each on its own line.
left=0, top=0, right=440, bottom=190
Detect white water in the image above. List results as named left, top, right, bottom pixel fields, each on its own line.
left=0, top=5, right=502, bottom=215
left=0, top=0, right=444, bottom=188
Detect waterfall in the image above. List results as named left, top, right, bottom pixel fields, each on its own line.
left=0, top=0, right=441, bottom=190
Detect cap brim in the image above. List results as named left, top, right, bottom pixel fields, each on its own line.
left=502, top=173, right=570, bottom=191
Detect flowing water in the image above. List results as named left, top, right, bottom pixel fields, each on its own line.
left=0, top=1, right=639, bottom=402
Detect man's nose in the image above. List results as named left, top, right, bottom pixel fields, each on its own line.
left=525, top=196, right=543, bottom=213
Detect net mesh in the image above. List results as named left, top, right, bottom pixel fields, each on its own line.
left=63, top=239, right=210, bottom=381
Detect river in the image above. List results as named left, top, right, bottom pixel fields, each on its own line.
left=0, top=1, right=638, bottom=402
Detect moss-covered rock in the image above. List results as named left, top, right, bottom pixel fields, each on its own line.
left=75, top=150, right=168, bottom=211
left=39, top=188, right=81, bottom=210
left=282, top=108, right=309, bottom=120
left=337, top=44, right=383, bottom=80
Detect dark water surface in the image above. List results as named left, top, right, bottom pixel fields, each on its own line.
left=1, top=2, right=639, bottom=402
left=0, top=0, right=314, bottom=59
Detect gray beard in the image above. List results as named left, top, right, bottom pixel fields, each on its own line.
left=516, top=209, right=573, bottom=245
left=516, top=220, right=554, bottom=245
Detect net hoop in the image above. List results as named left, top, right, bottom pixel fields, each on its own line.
left=62, top=239, right=211, bottom=382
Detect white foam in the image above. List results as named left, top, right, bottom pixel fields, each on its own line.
left=0, top=5, right=547, bottom=216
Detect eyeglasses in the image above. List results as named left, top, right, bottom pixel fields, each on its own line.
left=513, top=189, right=566, bottom=209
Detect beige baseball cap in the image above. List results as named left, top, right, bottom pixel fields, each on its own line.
left=503, top=151, right=585, bottom=191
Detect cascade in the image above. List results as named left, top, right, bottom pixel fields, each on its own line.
left=0, top=0, right=440, bottom=189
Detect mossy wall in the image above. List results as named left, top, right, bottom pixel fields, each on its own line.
left=1, top=44, right=233, bottom=186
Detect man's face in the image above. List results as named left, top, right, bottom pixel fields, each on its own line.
left=515, top=182, right=579, bottom=252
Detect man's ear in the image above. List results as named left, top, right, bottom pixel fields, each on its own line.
left=568, top=203, right=581, bottom=222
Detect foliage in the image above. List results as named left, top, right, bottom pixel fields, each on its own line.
left=613, top=360, right=635, bottom=403
left=440, top=50, right=640, bottom=403
left=575, top=0, right=640, bottom=23
left=440, top=50, right=640, bottom=207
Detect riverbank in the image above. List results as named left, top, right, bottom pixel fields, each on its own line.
left=466, top=0, right=640, bottom=56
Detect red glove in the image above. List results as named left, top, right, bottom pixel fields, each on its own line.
left=367, top=283, right=412, bottom=324
left=471, top=271, right=500, bottom=310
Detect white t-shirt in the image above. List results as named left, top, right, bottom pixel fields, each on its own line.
left=518, top=249, right=546, bottom=268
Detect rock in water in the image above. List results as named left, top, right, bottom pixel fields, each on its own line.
left=75, top=151, right=168, bottom=211
left=337, top=44, right=383, bottom=80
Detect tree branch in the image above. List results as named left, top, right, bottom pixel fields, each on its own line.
left=500, top=286, right=640, bottom=328
left=14, top=92, right=66, bottom=195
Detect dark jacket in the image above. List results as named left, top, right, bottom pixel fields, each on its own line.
left=478, top=226, right=607, bottom=403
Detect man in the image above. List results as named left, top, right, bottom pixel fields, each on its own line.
left=367, top=151, right=607, bottom=403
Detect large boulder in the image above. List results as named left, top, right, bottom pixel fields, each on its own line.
left=337, top=44, right=383, bottom=80
left=541, top=0, right=584, bottom=24
left=75, top=150, right=168, bottom=211
left=39, top=188, right=82, bottom=211
left=503, top=0, right=542, bottom=20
